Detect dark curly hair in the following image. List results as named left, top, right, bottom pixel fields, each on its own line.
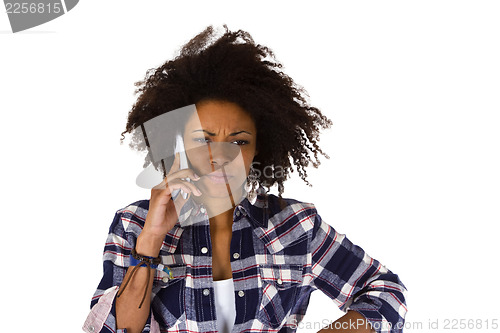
left=120, top=25, right=332, bottom=197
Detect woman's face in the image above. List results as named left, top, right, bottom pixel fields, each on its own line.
left=183, top=100, right=258, bottom=199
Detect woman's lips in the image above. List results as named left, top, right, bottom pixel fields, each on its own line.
left=205, top=172, right=233, bottom=184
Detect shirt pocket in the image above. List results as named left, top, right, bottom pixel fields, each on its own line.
left=257, top=264, right=304, bottom=329
left=152, top=264, right=187, bottom=329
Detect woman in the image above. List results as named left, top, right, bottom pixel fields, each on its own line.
left=83, top=26, right=407, bottom=333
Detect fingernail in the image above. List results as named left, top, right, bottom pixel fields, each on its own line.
left=182, top=191, right=188, bottom=199
left=193, top=173, right=200, bottom=180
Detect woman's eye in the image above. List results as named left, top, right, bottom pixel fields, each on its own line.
left=193, top=137, right=210, bottom=143
left=193, top=138, right=249, bottom=145
left=232, top=140, right=249, bottom=145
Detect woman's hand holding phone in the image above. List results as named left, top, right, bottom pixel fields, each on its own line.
left=136, top=152, right=202, bottom=256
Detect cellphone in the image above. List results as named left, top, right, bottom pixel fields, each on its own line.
left=135, top=132, right=189, bottom=191
left=171, top=133, right=189, bottom=199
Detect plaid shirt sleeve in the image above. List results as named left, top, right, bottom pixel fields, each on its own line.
left=82, top=204, right=158, bottom=333
left=309, top=210, right=408, bottom=333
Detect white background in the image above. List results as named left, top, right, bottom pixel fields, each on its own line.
left=1, top=1, right=499, bottom=332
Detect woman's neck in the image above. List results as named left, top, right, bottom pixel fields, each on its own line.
left=209, top=209, right=234, bottom=231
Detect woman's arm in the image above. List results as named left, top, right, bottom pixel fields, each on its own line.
left=115, top=152, right=201, bottom=333
left=309, top=209, right=408, bottom=333
left=318, top=311, right=375, bottom=333
left=115, top=232, right=164, bottom=333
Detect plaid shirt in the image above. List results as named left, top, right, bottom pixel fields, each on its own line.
left=83, top=190, right=407, bottom=333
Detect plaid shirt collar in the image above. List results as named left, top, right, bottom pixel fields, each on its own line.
left=175, top=186, right=269, bottom=227
left=163, top=187, right=271, bottom=254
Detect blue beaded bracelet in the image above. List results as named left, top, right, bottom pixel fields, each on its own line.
left=129, top=248, right=173, bottom=280
left=118, top=247, right=166, bottom=309
left=130, top=254, right=158, bottom=268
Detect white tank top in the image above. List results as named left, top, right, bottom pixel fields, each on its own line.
left=213, top=278, right=236, bottom=333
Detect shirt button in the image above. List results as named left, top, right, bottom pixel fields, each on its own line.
left=276, top=278, right=283, bottom=285
left=162, top=276, right=170, bottom=282
left=201, top=247, right=208, bottom=254
left=200, top=206, right=206, bottom=213
left=87, top=325, right=95, bottom=332
left=232, top=252, right=240, bottom=259
left=203, top=288, right=210, bottom=296
left=238, top=290, right=245, bottom=297
left=235, top=210, right=241, bottom=217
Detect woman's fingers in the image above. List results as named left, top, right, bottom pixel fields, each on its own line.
left=170, top=179, right=202, bottom=197
left=171, top=187, right=190, bottom=212
left=153, top=178, right=202, bottom=197
left=151, top=153, right=202, bottom=200
left=162, top=164, right=202, bottom=196
left=145, top=154, right=202, bottom=239
left=166, top=168, right=200, bottom=184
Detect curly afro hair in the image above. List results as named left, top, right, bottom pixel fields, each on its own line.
left=120, top=25, right=332, bottom=197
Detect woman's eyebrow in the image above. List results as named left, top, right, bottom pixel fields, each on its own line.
left=191, top=129, right=252, bottom=136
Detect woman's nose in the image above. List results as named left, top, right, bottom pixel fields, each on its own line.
left=208, top=142, right=239, bottom=167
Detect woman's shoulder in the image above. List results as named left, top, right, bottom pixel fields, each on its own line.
left=108, top=199, right=151, bottom=234
left=250, top=193, right=320, bottom=253
left=116, top=198, right=150, bottom=218
left=264, top=193, right=318, bottom=224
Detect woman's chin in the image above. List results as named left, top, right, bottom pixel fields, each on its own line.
left=198, top=180, right=245, bottom=200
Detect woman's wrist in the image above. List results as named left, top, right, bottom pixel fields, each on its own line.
left=136, top=230, right=165, bottom=257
